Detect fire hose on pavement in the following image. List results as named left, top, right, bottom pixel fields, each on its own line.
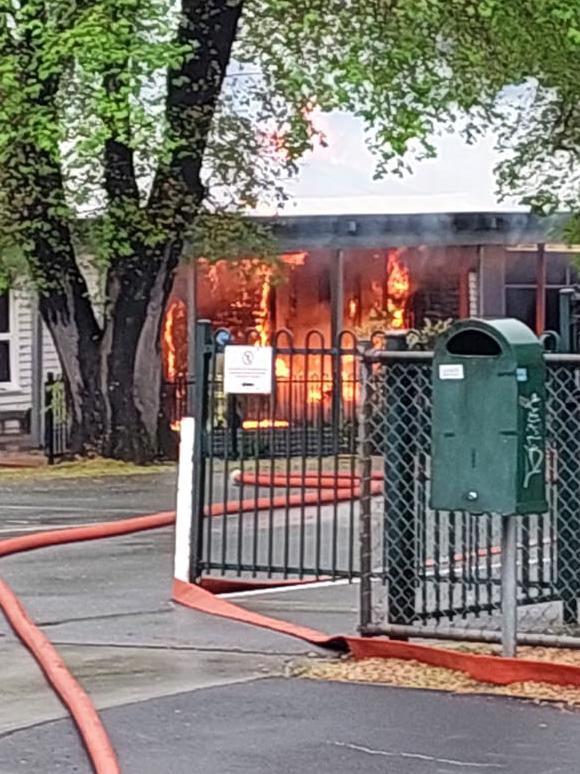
left=0, top=470, right=369, bottom=773
left=3, top=469, right=580, bottom=773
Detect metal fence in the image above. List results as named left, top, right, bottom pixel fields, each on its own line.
left=359, top=350, right=580, bottom=644
left=189, top=321, right=362, bottom=581
left=44, top=375, right=195, bottom=462
left=44, top=373, right=70, bottom=464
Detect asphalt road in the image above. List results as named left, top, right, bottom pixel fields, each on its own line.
left=0, top=471, right=179, bottom=534
left=2, top=471, right=580, bottom=774
left=2, top=678, right=580, bottom=774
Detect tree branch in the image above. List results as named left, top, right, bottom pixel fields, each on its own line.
left=102, top=72, right=140, bottom=204
left=149, top=0, right=243, bottom=219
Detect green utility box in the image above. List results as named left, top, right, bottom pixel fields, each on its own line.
left=431, top=318, right=547, bottom=515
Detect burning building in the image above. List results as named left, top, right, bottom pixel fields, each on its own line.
left=159, top=211, right=576, bottom=447
left=164, top=211, right=574, bottom=381
left=156, top=213, right=576, bottom=446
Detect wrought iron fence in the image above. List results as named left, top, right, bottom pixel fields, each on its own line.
left=190, top=321, right=362, bottom=581
left=359, top=350, right=580, bottom=644
left=44, top=373, right=70, bottom=464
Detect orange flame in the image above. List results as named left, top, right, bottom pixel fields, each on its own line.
left=255, top=267, right=272, bottom=346
left=340, top=355, right=358, bottom=403
left=162, top=299, right=188, bottom=433
left=242, top=419, right=290, bottom=430
left=281, top=252, right=307, bottom=267
left=347, top=297, right=358, bottom=321
left=386, top=250, right=410, bottom=329
left=275, top=357, right=290, bottom=378
left=163, top=299, right=186, bottom=380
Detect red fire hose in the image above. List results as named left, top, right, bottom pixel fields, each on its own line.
left=4, top=469, right=580, bottom=774
left=0, top=578, right=121, bottom=773
left=0, top=473, right=367, bottom=772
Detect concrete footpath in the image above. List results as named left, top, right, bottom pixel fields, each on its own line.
left=2, top=471, right=580, bottom=773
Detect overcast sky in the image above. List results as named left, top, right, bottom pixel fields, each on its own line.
left=255, top=110, right=527, bottom=216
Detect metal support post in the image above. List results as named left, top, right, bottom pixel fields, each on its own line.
left=330, top=249, right=345, bottom=345
left=358, top=356, right=373, bottom=633
left=44, top=372, right=55, bottom=465
left=189, top=319, right=213, bottom=583
left=331, top=249, right=345, bottom=432
left=30, top=296, right=43, bottom=447
left=501, top=516, right=518, bottom=658
left=559, top=288, right=574, bottom=353
left=535, top=243, right=546, bottom=336
left=186, top=259, right=198, bottom=412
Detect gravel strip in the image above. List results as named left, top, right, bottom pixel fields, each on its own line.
left=291, top=654, right=580, bottom=707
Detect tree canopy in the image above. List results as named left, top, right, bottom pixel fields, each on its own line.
left=247, top=0, right=580, bottom=236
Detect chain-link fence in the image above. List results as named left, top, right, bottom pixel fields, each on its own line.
left=359, top=350, right=580, bottom=646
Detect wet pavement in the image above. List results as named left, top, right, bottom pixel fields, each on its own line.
left=0, top=471, right=178, bottom=535
left=3, top=678, right=580, bottom=773
left=2, top=472, right=580, bottom=773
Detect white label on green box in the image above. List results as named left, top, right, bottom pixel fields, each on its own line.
left=439, top=364, right=464, bottom=380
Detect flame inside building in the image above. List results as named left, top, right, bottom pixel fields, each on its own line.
left=162, top=246, right=477, bottom=429
left=386, top=250, right=411, bottom=329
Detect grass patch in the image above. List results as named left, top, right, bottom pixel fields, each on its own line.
left=0, top=458, right=176, bottom=481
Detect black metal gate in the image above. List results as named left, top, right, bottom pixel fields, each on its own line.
left=189, top=321, right=361, bottom=582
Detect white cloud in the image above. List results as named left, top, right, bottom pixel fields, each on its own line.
left=264, top=111, right=528, bottom=215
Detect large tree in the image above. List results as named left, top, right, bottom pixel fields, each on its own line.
left=2, top=0, right=578, bottom=462
left=0, top=0, right=296, bottom=461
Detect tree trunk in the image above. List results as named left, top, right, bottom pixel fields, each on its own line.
left=35, top=206, right=106, bottom=457
left=40, top=287, right=105, bottom=456
left=100, top=243, right=181, bottom=462
left=42, top=243, right=181, bottom=464
left=27, top=0, right=243, bottom=463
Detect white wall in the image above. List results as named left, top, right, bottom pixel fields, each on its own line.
left=0, top=290, right=61, bottom=418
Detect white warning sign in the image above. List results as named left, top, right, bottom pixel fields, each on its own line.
left=223, top=346, right=273, bottom=395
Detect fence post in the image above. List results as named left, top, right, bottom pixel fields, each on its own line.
left=44, top=372, right=55, bottom=465
left=384, top=362, right=417, bottom=627
left=359, top=355, right=374, bottom=633
left=189, top=320, right=213, bottom=583
left=556, top=374, right=580, bottom=625
left=559, top=288, right=573, bottom=353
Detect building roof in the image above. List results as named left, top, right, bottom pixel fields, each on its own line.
left=252, top=211, right=569, bottom=251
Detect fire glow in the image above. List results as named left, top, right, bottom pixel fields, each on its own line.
left=386, top=250, right=411, bottom=329
left=242, top=419, right=290, bottom=430
left=162, top=299, right=187, bottom=432
left=163, top=299, right=186, bottom=381
left=255, top=267, right=272, bottom=346
left=160, top=248, right=414, bottom=432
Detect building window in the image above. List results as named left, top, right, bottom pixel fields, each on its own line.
left=504, top=251, right=576, bottom=334
left=0, top=293, right=11, bottom=383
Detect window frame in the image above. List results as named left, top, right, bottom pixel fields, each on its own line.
left=0, top=291, right=19, bottom=390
